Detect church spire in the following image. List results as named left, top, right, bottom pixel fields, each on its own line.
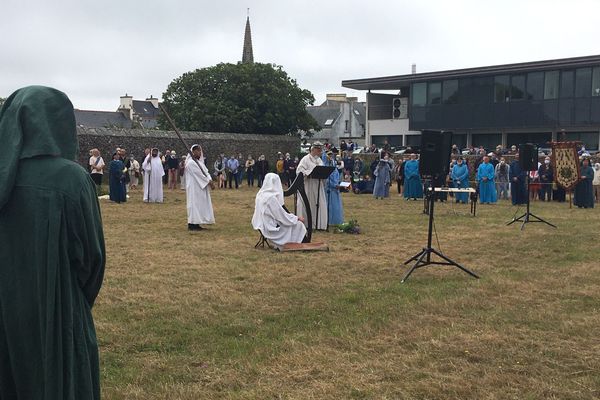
left=242, top=9, right=254, bottom=64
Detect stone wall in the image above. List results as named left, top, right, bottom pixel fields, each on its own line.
left=77, top=127, right=300, bottom=168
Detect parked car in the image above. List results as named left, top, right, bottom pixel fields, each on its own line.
left=393, top=146, right=408, bottom=155
left=538, top=147, right=552, bottom=156
left=300, top=143, right=311, bottom=154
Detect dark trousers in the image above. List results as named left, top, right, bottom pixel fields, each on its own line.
left=540, top=183, right=552, bottom=201
left=258, top=173, right=265, bottom=187
left=288, top=171, right=297, bottom=186
left=247, top=171, right=254, bottom=186
left=228, top=171, right=239, bottom=188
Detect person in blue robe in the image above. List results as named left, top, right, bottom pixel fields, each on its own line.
left=323, top=151, right=344, bottom=225
left=574, top=158, right=594, bottom=208
left=373, top=157, right=391, bottom=199
left=109, top=152, right=126, bottom=203
left=403, top=154, right=423, bottom=200
left=476, top=156, right=497, bottom=204
left=450, top=157, right=470, bottom=203
left=509, top=155, right=527, bottom=205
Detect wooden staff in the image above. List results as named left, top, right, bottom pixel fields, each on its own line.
left=569, top=190, right=572, bottom=209
left=159, top=104, right=208, bottom=178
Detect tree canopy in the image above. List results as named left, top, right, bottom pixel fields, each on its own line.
left=0, top=97, right=5, bottom=108
left=159, top=63, right=320, bottom=135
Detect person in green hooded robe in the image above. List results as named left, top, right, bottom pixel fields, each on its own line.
left=0, top=86, right=105, bottom=399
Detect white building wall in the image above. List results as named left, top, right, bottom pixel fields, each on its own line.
left=310, top=102, right=366, bottom=146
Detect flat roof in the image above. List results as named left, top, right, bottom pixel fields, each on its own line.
left=342, top=54, right=600, bottom=91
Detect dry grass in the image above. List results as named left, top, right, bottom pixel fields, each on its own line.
left=95, top=184, right=600, bottom=399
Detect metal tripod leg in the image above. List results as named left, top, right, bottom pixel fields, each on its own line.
left=401, top=249, right=428, bottom=283
left=430, top=248, right=479, bottom=279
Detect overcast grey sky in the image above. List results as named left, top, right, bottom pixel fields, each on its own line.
left=2, top=0, right=599, bottom=110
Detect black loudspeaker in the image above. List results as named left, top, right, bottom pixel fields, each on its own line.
left=392, top=98, right=402, bottom=119
left=519, top=143, right=538, bottom=171
left=419, top=130, right=453, bottom=176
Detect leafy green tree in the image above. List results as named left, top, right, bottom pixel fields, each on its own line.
left=0, top=97, right=5, bottom=108
left=160, top=63, right=320, bottom=135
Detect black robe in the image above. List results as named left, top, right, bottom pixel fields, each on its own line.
left=574, top=165, right=594, bottom=208
left=509, top=161, right=528, bottom=205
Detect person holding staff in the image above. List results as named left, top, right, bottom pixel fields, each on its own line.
left=185, top=144, right=215, bottom=230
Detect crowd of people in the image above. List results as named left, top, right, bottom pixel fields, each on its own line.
left=364, top=144, right=599, bottom=209
left=2, top=85, right=598, bottom=398
left=90, top=140, right=600, bottom=211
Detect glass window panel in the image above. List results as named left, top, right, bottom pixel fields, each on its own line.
left=511, top=75, right=526, bottom=101
left=459, top=78, right=473, bottom=103
left=560, top=70, right=574, bottom=98
left=472, top=133, right=502, bottom=151
left=452, top=133, right=467, bottom=149
left=575, top=68, right=592, bottom=98
left=591, top=67, right=600, bottom=97
left=388, top=136, right=403, bottom=147
left=563, top=132, right=599, bottom=150
left=506, top=132, right=552, bottom=147
left=427, top=82, right=442, bottom=105
left=411, top=82, right=427, bottom=106
left=526, top=72, right=544, bottom=100
left=405, top=135, right=421, bottom=146
left=472, top=77, right=492, bottom=103
left=442, top=80, right=458, bottom=104
left=544, top=70, right=559, bottom=99
left=494, top=75, right=509, bottom=103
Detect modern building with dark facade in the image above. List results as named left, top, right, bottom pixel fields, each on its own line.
left=342, top=55, right=600, bottom=151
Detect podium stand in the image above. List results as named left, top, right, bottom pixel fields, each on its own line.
left=308, top=165, right=335, bottom=231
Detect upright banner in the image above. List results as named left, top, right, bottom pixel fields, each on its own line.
left=550, top=142, right=581, bottom=190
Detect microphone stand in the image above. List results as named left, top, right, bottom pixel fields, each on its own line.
left=402, top=179, right=479, bottom=283
left=506, top=175, right=557, bottom=230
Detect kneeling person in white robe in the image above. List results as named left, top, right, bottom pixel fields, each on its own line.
left=185, top=144, right=215, bottom=231
left=252, top=173, right=307, bottom=249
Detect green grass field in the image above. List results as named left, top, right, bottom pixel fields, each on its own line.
left=95, top=184, right=600, bottom=399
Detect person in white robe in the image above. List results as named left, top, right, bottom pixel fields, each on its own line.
left=296, top=142, right=328, bottom=230
left=185, top=144, right=215, bottom=230
left=252, top=173, right=307, bottom=249
left=142, top=148, right=164, bottom=203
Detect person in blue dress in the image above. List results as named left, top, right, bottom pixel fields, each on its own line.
left=403, top=153, right=423, bottom=200
left=450, top=157, right=470, bottom=203
left=476, top=155, right=497, bottom=204
left=574, top=158, right=595, bottom=208
left=322, top=151, right=344, bottom=225
left=373, top=156, right=391, bottom=199
left=109, top=152, right=126, bottom=203
left=509, top=153, right=527, bottom=205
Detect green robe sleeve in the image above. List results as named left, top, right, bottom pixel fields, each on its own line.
left=68, top=177, right=106, bottom=307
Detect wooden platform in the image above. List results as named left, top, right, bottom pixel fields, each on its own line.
left=280, top=242, right=329, bottom=252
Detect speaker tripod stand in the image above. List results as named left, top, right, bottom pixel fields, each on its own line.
left=506, top=176, right=557, bottom=231
left=402, top=187, right=479, bottom=283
